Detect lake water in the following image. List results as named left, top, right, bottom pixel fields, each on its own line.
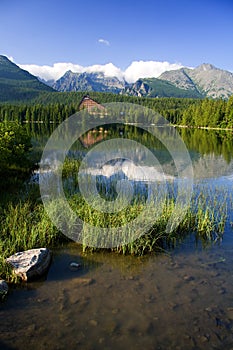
left=1, top=125, right=233, bottom=350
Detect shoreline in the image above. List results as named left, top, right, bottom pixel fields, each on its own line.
left=173, top=124, right=233, bottom=131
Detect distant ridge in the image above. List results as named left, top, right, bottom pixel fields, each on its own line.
left=122, top=77, right=203, bottom=98
left=0, top=55, right=54, bottom=102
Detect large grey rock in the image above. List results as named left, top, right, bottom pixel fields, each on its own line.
left=0, top=280, right=8, bottom=299
left=6, top=248, right=51, bottom=281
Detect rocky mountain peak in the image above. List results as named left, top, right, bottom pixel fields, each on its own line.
left=158, top=63, right=233, bottom=99
left=195, top=63, right=217, bottom=71
left=52, top=70, right=125, bottom=93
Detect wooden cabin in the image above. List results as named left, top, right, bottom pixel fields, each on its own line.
left=78, top=95, right=107, bottom=147
left=78, top=95, right=106, bottom=114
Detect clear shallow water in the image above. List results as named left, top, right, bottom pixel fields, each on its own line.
left=1, top=241, right=233, bottom=350
left=1, top=127, right=233, bottom=349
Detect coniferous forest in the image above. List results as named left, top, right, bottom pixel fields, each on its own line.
left=0, top=91, right=232, bottom=129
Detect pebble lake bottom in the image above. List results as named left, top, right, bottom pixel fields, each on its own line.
left=1, top=224, right=233, bottom=350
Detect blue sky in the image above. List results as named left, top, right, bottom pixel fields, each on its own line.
left=1, top=0, right=233, bottom=81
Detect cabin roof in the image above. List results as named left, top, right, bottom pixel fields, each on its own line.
left=78, top=95, right=105, bottom=112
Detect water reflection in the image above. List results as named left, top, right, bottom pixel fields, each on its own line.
left=177, top=127, right=233, bottom=163
left=30, top=122, right=233, bottom=179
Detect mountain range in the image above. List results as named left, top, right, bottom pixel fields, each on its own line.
left=42, top=62, right=233, bottom=99
left=1, top=55, right=233, bottom=102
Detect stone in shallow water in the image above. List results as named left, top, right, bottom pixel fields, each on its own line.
left=183, top=275, right=195, bottom=282
left=69, top=262, right=81, bottom=271
left=0, top=280, right=8, bottom=299
left=89, top=319, right=98, bottom=326
left=226, top=307, right=233, bottom=320
left=6, top=248, right=51, bottom=281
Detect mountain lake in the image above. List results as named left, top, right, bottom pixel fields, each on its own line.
left=0, top=125, right=233, bottom=350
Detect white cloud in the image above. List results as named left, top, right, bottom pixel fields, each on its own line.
left=19, top=60, right=184, bottom=83
left=98, top=38, right=110, bottom=46
left=124, top=60, right=183, bottom=83
left=85, top=63, right=124, bottom=79
left=19, top=62, right=124, bottom=81
left=19, top=62, right=84, bottom=81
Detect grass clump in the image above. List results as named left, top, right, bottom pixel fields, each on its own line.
left=0, top=200, right=69, bottom=282
left=0, top=180, right=230, bottom=281
left=68, top=187, right=227, bottom=255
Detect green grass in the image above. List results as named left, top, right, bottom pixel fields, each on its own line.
left=0, top=178, right=230, bottom=282
left=193, top=186, right=228, bottom=245
left=0, top=200, right=69, bottom=282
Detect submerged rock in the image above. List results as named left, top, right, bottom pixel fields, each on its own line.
left=6, top=248, right=51, bottom=281
left=0, top=280, right=8, bottom=299
left=69, top=262, right=81, bottom=271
